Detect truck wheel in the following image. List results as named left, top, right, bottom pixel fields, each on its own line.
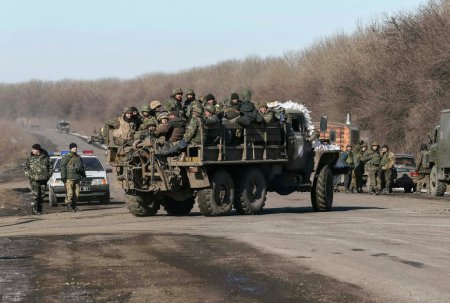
left=430, top=166, right=446, bottom=196
left=49, top=189, right=58, bottom=207
left=235, top=168, right=267, bottom=215
left=311, top=165, right=333, bottom=211
left=164, top=197, right=195, bottom=216
left=198, top=170, right=234, bottom=216
left=127, top=195, right=159, bottom=217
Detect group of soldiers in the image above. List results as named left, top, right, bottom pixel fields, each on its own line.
left=105, top=88, right=277, bottom=156
left=24, top=142, right=86, bottom=215
left=338, top=141, right=396, bottom=195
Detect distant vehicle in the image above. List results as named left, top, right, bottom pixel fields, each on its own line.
left=391, top=154, right=418, bottom=193
left=47, top=150, right=112, bottom=206
left=56, top=120, right=70, bottom=133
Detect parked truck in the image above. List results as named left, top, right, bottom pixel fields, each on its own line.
left=105, top=103, right=346, bottom=217
left=425, top=109, right=450, bottom=196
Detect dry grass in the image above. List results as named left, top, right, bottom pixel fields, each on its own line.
left=0, top=0, right=448, bottom=154
left=0, top=121, right=35, bottom=167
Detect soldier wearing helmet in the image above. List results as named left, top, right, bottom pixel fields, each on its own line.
left=165, top=88, right=184, bottom=117
left=362, top=141, right=381, bottom=195
left=204, top=104, right=220, bottom=126
left=138, top=104, right=152, bottom=130
left=105, top=107, right=141, bottom=146
left=237, top=89, right=261, bottom=126
left=149, top=100, right=162, bottom=115
left=258, top=102, right=274, bottom=124
left=134, top=117, right=158, bottom=141
left=183, top=89, right=196, bottom=119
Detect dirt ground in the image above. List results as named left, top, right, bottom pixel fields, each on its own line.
left=1, top=129, right=450, bottom=303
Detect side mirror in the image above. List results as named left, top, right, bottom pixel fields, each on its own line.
left=105, top=168, right=113, bottom=173
left=320, top=116, right=328, bottom=132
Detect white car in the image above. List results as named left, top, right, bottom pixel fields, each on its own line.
left=47, top=150, right=111, bottom=206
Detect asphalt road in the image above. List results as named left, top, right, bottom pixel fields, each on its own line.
left=1, top=128, right=450, bottom=303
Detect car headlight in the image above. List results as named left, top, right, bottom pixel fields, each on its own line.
left=51, top=179, right=65, bottom=187
left=91, top=178, right=107, bottom=185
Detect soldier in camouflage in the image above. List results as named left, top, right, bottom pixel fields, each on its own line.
left=139, top=104, right=152, bottom=129
left=164, top=88, right=184, bottom=117
left=352, top=141, right=366, bottom=193
left=223, top=93, right=241, bottom=121
left=24, top=144, right=52, bottom=215
left=149, top=100, right=162, bottom=118
left=204, top=104, right=221, bottom=126
left=60, top=143, right=86, bottom=212
left=184, top=89, right=196, bottom=119
left=362, top=141, right=382, bottom=195
left=105, top=107, right=140, bottom=146
left=258, top=103, right=274, bottom=124
left=380, top=145, right=396, bottom=194
left=416, top=143, right=431, bottom=194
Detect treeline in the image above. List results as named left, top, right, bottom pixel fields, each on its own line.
left=0, top=0, right=448, bottom=153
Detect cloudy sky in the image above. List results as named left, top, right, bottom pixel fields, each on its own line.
left=0, top=0, right=427, bottom=83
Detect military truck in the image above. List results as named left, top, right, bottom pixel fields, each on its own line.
left=56, top=120, right=70, bottom=133
left=105, top=104, right=345, bottom=217
left=425, top=109, right=450, bottom=196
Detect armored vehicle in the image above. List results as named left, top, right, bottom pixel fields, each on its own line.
left=425, top=109, right=450, bottom=196
left=56, top=120, right=70, bottom=133
left=105, top=103, right=345, bottom=217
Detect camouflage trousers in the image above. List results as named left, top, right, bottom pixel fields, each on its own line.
left=417, top=174, right=430, bottom=193
left=65, top=180, right=80, bottom=206
left=30, top=180, right=47, bottom=207
left=368, top=168, right=381, bottom=192
left=381, top=169, right=392, bottom=191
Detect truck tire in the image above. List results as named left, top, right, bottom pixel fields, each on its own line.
left=234, top=168, right=267, bottom=215
left=164, top=197, right=195, bottom=216
left=127, top=195, right=159, bottom=217
left=430, top=166, right=446, bottom=196
left=311, top=165, right=333, bottom=211
left=49, top=189, right=58, bottom=207
left=198, top=170, right=234, bottom=216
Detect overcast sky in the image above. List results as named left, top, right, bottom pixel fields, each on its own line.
left=0, top=0, right=427, bottom=83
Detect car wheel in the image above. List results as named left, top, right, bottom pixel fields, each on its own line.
left=49, top=189, right=58, bottom=207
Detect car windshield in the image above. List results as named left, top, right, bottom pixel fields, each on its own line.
left=53, top=156, right=104, bottom=172
left=396, top=157, right=415, bottom=167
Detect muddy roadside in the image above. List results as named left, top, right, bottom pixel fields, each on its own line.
left=0, top=233, right=374, bottom=303
left=0, top=133, right=57, bottom=217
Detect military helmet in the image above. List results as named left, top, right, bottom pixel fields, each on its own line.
left=371, top=141, right=380, bottom=147
left=157, top=112, right=169, bottom=121
left=205, top=94, right=215, bottom=102
left=230, top=93, right=239, bottom=101
left=141, top=104, right=151, bottom=112
left=123, top=107, right=133, bottom=114
left=258, top=102, right=268, bottom=109
left=242, top=89, right=252, bottom=99
left=149, top=100, right=162, bottom=110
left=186, top=88, right=195, bottom=96
left=142, top=118, right=157, bottom=128
left=172, top=88, right=183, bottom=96
left=420, top=143, right=428, bottom=151
left=204, top=104, right=216, bottom=114
left=198, top=95, right=206, bottom=103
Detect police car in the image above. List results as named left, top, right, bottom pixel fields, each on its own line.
left=47, top=150, right=111, bottom=206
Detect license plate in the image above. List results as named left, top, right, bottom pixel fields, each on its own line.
left=81, top=186, right=90, bottom=192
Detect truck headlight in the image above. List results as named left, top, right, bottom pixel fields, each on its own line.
left=91, top=178, right=107, bottom=185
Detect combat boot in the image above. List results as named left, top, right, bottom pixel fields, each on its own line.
left=66, top=203, right=77, bottom=213
left=31, top=203, right=42, bottom=215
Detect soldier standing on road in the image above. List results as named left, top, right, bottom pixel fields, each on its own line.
left=165, top=88, right=184, bottom=117
left=341, top=144, right=354, bottom=193
left=60, top=143, right=86, bottom=212
left=352, top=141, right=367, bottom=193
left=416, top=143, right=431, bottom=194
left=362, top=141, right=381, bottom=195
left=23, top=144, right=52, bottom=215
left=380, top=145, right=396, bottom=194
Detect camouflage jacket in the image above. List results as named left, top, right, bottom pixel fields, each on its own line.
left=106, top=116, right=139, bottom=146
left=164, top=98, right=183, bottom=116
left=380, top=151, right=395, bottom=170
left=60, top=152, right=86, bottom=181
left=224, top=103, right=241, bottom=120
left=362, top=150, right=381, bottom=170
left=183, top=116, right=204, bottom=144
left=416, top=151, right=430, bottom=174
left=24, top=150, right=52, bottom=181
left=262, top=111, right=274, bottom=124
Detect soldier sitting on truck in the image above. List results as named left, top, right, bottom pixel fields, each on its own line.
left=258, top=103, right=274, bottom=124
left=105, top=107, right=141, bottom=146
left=166, top=111, right=187, bottom=143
